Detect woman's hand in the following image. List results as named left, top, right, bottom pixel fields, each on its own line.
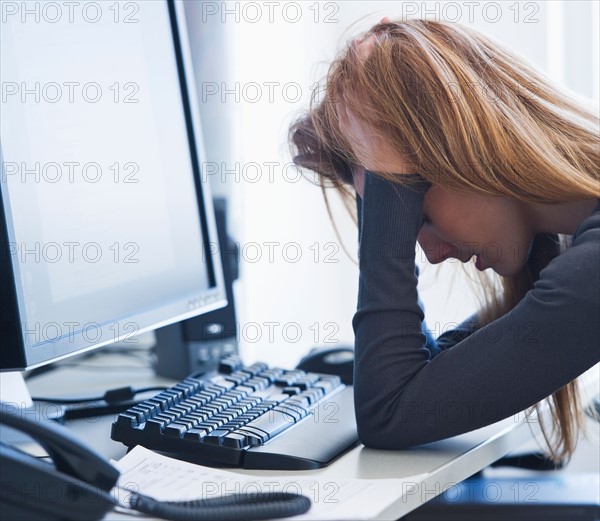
left=354, top=167, right=431, bottom=200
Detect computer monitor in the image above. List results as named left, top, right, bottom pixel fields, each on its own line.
left=0, top=1, right=227, bottom=404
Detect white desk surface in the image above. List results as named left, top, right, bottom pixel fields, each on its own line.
left=26, top=348, right=598, bottom=520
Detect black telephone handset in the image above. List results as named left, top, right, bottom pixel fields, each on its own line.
left=0, top=406, right=118, bottom=521
left=0, top=406, right=311, bottom=521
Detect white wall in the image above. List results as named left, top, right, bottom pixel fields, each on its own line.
left=185, top=1, right=599, bottom=367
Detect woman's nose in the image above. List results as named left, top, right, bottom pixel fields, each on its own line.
left=417, top=230, right=459, bottom=264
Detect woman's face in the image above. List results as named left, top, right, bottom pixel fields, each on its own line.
left=417, top=185, right=534, bottom=276
left=347, top=116, right=534, bottom=277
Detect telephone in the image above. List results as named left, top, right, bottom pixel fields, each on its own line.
left=0, top=406, right=310, bottom=521
left=0, top=405, right=118, bottom=521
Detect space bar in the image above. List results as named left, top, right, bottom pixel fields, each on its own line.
left=243, top=409, right=296, bottom=439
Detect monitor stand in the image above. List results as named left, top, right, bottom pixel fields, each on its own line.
left=0, top=372, right=33, bottom=408
left=0, top=372, right=65, bottom=445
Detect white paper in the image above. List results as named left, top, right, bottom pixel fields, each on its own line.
left=112, top=446, right=413, bottom=520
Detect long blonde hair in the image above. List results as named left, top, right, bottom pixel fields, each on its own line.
left=289, top=18, right=600, bottom=464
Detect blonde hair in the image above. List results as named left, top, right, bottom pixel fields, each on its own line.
left=290, top=18, right=600, bottom=464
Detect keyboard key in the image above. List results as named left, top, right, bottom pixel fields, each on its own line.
left=193, top=390, right=219, bottom=403
left=164, top=388, right=186, bottom=404
left=257, top=368, right=283, bottom=382
left=126, top=407, right=148, bottom=423
left=243, top=377, right=270, bottom=391
left=148, top=393, right=174, bottom=410
left=183, top=376, right=204, bottom=390
left=321, top=375, right=341, bottom=388
left=235, top=426, right=268, bottom=444
left=294, top=375, right=319, bottom=390
left=130, top=404, right=156, bottom=421
left=164, top=422, right=189, bottom=437
left=227, top=404, right=249, bottom=416
left=237, top=412, right=260, bottom=421
left=260, top=399, right=280, bottom=409
left=276, top=401, right=308, bottom=419
left=274, top=370, right=302, bottom=386
left=196, top=421, right=218, bottom=432
left=286, top=396, right=311, bottom=410
left=266, top=393, right=290, bottom=404
left=144, top=417, right=170, bottom=434
left=220, top=419, right=246, bottom=431
left=275, top=376, right=297, bottom=387
left=219, top=356, right=243, bottom=374
left=301, top=389, right=323, bottom=404
left=252, top=405, right=273, bottom=416
left=213, top=397, right=235, bottom=409
left=171, top=404, right=195, bottom=416
left=213, top=411, right=237, bottom=423
left=116, top=412, right=138, bottom=428
left=210, top=376, right=236, bottom=391
left=187, top=411, right=210, bottom=423
left=173, top=381, right=200, bottom=398
left=203, top=384, right=226, bottom=397
left=272, top=405, right=302, bottom=422
left=203, top=429, right=231, bottom=445
left=184, top=427, right=210, bottom=441
left=225, top=371, right=249, bottom=385
left=222, top=432, right=249, bottom=449
left=313, top=377, right=341, bottom=394
left=243, top=409, right=297, bottom=439
left=241, top=362, right=269, bottom=376
left=252, top=390, right=272, bottom=400
left=287, top=370, right=307, bottom=378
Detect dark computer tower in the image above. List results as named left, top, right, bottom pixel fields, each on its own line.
left=154, top=198, right=239, bottom=379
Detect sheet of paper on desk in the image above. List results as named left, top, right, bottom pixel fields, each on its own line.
left=113, top=446, right=418, bottom=520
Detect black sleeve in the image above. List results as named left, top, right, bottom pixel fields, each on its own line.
left=357, top=191, right=444, bottom=359
left=435, top=313, right=480, bottom=352
left=353, top=172, right=600, bottom=449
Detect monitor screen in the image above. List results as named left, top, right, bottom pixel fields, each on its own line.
left=0, top=0, right=226, bottom=370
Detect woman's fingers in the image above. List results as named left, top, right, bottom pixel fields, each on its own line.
left=353, top=17, right=393, bottom=58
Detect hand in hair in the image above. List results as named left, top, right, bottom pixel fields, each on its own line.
left=352, top=18, right=392, bottom=59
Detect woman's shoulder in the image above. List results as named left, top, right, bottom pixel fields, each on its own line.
left=572, top=199, right=600, bottom=242
left=532, top=200, right=600, bottom=300
left=536, top=199, right=600, bottom=304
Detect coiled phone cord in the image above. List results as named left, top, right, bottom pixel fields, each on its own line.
left=128, top=490, right=311, bottom=521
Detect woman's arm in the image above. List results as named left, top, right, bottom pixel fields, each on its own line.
left=353, top=172, right=600, bottom=449
left=356, top=190, right=445, bottom=360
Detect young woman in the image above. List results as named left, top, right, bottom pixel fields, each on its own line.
left=289, top=18, right=599, bottom=464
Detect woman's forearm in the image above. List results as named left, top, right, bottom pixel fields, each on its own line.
left=353, top=172, right=431, bottom=447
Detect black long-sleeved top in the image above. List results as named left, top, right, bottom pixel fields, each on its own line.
left=353, top=172, right=600, bottom=449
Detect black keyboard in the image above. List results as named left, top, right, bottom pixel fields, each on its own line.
left=111, top=355, right=359, bottom=470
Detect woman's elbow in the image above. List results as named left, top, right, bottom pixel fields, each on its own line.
left=355, top=409, right=415, bottom=450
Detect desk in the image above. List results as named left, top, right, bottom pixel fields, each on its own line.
left=26, top=347, right=599, bottom=520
